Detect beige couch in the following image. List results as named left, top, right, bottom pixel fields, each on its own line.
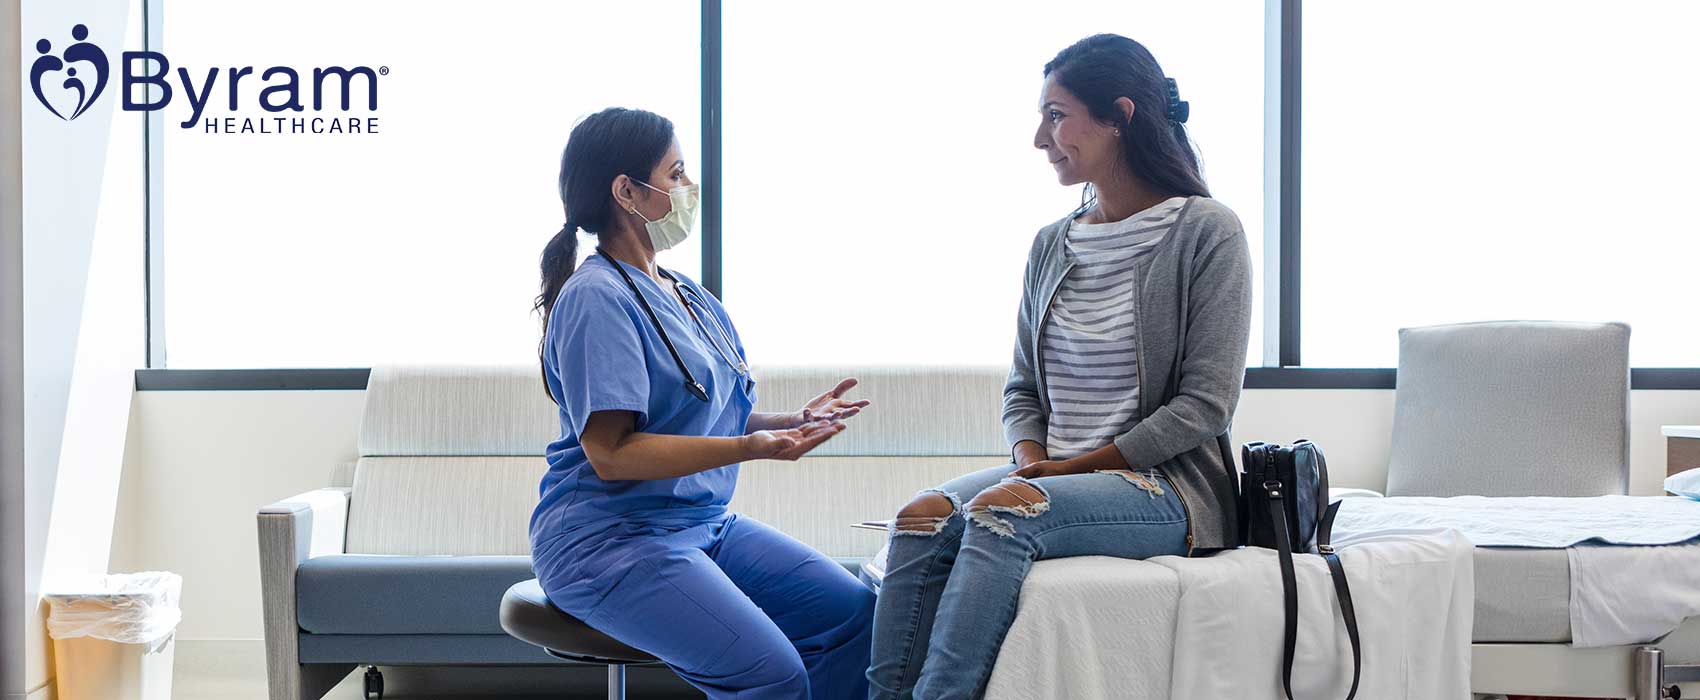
left=257, top=364, right=1011, bottom=700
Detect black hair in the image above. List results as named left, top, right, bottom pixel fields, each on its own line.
left=1044, top=34, right=1210, bottom=199
left=534, top=107, right=675, bottom=402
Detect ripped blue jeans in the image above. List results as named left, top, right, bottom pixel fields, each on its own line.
left=866, top=463, right=1190, bottom=700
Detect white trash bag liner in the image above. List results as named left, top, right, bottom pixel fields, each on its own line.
left=45, top=572, right=182, bottom=649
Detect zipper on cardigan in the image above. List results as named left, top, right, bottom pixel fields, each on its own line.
left=1124, top=259, right=1194, bottom=554
left=1173, top=482, right=1196, bottom=556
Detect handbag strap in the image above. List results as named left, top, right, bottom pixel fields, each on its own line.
left=1262, top=480, right=1301, bottom=700
left=1317, top=501, right=1362, bottom=700
left=1264, top=481, right=1362, bottom=700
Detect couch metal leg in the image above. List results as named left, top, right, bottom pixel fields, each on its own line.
left=607, top=664, right=626, bottom=700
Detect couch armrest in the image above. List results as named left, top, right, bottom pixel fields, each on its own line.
left=1329, top=487, right=1385, bottom=500
left=259, top=488, right=350, bottom=561
left=257, top=487, right=350, bottom=700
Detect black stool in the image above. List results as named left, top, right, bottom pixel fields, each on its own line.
left=499, top=579, right=659, bottom=700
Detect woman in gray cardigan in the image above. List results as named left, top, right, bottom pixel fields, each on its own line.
left=866, top=34, right=1252, bottom=700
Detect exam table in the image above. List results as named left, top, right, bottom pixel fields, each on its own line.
left=860, top=321, right=1700, bottom=699
left=1335, top=321, right=1699, bottom=699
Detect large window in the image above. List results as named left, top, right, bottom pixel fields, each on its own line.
left=146, top=0, right=1699, bottom=381
left=159, top=0, right=701, bottom=368
left=721, top=0, right=1266, bottom=366
left=1301, top=0, right=1700, bottom=367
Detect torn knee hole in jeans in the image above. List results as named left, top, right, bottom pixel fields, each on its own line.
left=1097, top=469, right=1165, bottom=498
left=966, top=477, right=1050, bottom=538
left=892, top=489, right=959, bottom=537
left=892, top=516, right=950, bottom=536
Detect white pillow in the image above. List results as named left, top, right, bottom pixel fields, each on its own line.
left=1667, top=468, right=1700, bottom=500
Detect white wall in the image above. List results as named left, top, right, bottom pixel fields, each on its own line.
left=3, top=1, right=29, bottom=697
left=110, top=390, right=367, bottom=641
left=108, top=386, right=1700, bottom=643
left=17, top=0, right=146, bottom=696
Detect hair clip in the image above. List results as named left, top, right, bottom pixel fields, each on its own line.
left=1166, top=77, right=1190, bottom=124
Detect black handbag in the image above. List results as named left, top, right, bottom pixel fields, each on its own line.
left=1240, top=440, right=1361, bottom=700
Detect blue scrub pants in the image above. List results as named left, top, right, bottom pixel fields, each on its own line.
left=554, top=513, right=875, bottom=699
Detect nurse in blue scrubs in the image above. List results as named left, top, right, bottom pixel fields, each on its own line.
left=527, top=107, right=876, bottom=699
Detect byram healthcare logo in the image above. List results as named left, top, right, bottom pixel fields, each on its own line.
left=30, top=24, right=107, bottom=121
left=31, top=23, right=385, bottom=136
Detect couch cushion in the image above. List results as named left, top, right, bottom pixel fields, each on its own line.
left=731, top=455, right=1005, bottom=558
left=747, top=365, right=1007, bottom=457
left=342, top=451, right=967, bottom=559
left=296, top=633, right=572, bottom=665
left=346, top=456, right=542, bottom=556
left=359, top=364, right=1010, bottom=459
left=297, top=553, right=868, bottom=638
left=297, top=554, right=534, bottom=635
left=350, top=364, right=1010, bottom=556
left=359, top=366, right=560, bottom=457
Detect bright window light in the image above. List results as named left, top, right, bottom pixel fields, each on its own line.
left=1302, top=0, right=1700, bottom=367
left=721, top=1, right=1266, bottom=367
left=160, top=0, right=701, bottom=368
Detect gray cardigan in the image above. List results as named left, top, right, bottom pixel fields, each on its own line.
left=1003, top=195, right=1253, bottom=551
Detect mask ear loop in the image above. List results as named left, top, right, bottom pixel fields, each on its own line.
left=623, top=176, right=659, bottom=224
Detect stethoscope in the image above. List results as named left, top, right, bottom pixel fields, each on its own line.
left=597, top=249, right=749, bottom=403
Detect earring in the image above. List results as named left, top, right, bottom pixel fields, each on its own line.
left=1112, top=128, right=1121, bottom=136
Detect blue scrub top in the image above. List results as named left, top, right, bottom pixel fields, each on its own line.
left=529, top=253, right=757, bottom=551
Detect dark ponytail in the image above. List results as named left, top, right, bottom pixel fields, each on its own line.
left=534, top=107, right=675, bottom=403
left=1044, top=34, right=1210, bottom=199
left=537, top=221, right=579, bottom=325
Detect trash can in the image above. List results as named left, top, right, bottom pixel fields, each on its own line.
left=44, top=572, right=182, bottom=700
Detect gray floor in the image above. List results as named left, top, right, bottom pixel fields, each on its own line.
left=152, top=640, right=1629, bottom=700
left=172, top=641, right=702, bottom=700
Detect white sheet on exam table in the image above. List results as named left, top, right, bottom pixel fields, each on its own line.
left=1569, top=539, right=1700, bottom=647
left=1333, top=495, right=1700, bottom=547
left=1335, top=495, right=1700, bottom=647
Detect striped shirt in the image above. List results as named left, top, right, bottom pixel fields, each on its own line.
left=1042, top=197, right=1186, bottom=459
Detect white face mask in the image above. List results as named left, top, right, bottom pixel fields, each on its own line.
left=631, top=179, right=699, bottom=252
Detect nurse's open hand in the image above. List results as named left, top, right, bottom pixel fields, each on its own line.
left=795, top=378, right=871, bottom=425
left=744, top=419, right=847, bottom=461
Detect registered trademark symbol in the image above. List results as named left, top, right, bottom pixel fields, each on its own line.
left=379, top=66, right=389, bottom=75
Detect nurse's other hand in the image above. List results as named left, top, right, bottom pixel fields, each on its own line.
left=745, top=420, right=846, bottom=461
left=796, top=377, right=871, bottom=426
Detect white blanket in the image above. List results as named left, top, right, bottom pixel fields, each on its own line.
left=1333, top=495, right=1700, bottom=547
left=985, top=557, right=1177, bottom=700
left=985, top=530, right=1475, bottom=700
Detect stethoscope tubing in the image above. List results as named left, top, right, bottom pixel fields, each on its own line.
left=672, top=283, right=749, bottom=377
left=595, top=249, right=745, bottom=403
